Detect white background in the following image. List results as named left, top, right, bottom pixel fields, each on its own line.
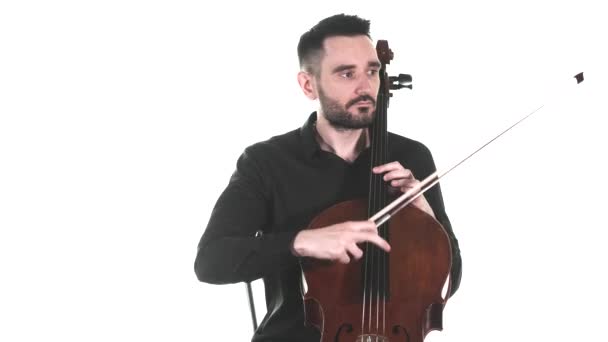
left=1, top=1, right=607, bottom=341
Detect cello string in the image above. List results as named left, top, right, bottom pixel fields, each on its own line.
left=363, top=86, right=381, bottom=335
left=377, top=89, right=386, bottom=337
left=382, top=91, right=388, bottom=337
left=372, top=97, right=381, bottom=334
left=361, top=240, right=369, bottom=335
left=374, top=96, right=381, bottom=336
left=372, top=87, right=384, bottom=336
left=369, top=83, right=385, bottom=337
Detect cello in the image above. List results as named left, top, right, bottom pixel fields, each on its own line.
left=300, top=40, right=453, bottom=342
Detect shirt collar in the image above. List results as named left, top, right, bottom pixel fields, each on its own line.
left=299, top=111, right=375, bottom=161
left=300, top=111, right=321, bottom=158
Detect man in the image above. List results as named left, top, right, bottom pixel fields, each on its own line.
left=195, top=13, right=462, bottom=341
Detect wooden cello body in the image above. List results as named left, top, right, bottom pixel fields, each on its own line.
left=301, top=40, right=453, bottom=342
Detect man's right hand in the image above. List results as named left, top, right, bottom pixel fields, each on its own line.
left=291, top=220, right=391, bottom=264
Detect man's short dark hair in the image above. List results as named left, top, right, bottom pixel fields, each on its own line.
left=297, top=14, right=371, bottom=75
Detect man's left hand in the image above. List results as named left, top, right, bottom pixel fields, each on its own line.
left=372, top=161, right=435, bottom=218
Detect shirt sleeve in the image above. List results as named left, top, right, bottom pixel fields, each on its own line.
left=417, top=145, right=463, bottom=297
left=194, top=146, right=300, bottom=284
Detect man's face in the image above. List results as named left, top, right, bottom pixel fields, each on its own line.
left=315, top=35, right=381, bottom=130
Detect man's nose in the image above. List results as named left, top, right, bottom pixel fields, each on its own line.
left=355, top=75, right=373, bottom=95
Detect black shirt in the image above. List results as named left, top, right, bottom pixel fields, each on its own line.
left=194, top=112, right=462, bottom=341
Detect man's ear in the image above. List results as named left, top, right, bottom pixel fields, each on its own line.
left=297, top=71, right=317, bottom=100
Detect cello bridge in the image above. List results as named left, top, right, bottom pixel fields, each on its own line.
left=356, top=334, right=389, bottom=342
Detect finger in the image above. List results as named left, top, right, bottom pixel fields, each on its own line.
left=400, top=186, right=412, bottom=193
left=346, top=243, right=364, bottom=260
left=356, top=233, right=391, bottom=252
left=338, top=252, right=351, bottom=264
left=383, top=169, right=414, bottom=182
left=390, top=178, right=417, bottom=188
left=372, top=161, right=402, bottom=173
left=372, top=161, right=400, bottom=173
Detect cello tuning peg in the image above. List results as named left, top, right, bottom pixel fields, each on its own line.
left=389, top=74, right=412, bottom=84
left=389, top=73, right=413, bottom=90
left=398, top=73, right=412, bottom=83
left=389, top=84, right=413, bottom=90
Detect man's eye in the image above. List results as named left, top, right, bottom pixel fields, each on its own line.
left=369, top=69, right=379, bottom=76
left=341, top=71, right=354, bottom=78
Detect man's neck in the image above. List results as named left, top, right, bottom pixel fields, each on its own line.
left=314, top=114, right=370, bottom=163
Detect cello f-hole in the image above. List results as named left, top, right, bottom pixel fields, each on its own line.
left=334, top=323, right=353, bottom=342
left=393, top=325, right=410, bottom=342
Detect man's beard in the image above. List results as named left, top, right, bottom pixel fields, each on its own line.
left=318, top=85, right=376, bottom=130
